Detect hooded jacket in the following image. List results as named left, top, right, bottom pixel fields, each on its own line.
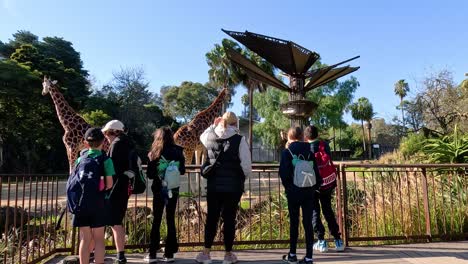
left=200, top=124, right=252, bottom=192
left=108, top=134, right=134, bottom=181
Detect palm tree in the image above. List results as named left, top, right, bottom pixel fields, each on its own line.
left=206, top=40, right=275, bottom=157
left=349, top=97, right=375, bottom=159
left=206, top=39, right=243, bottom=93
left=241, top=50, right=275, bottom=154
left=394, top=79, right=410, bottom=126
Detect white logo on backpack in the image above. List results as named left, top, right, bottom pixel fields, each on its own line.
left=288, top=149, right=317, bottom=188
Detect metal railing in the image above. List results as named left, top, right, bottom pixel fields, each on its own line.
left=339, top=164, right=468, bottom=245
left=0, top=163, right=466, bottom=263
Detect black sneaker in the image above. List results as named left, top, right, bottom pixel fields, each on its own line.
left=299, top=257, right=313, bottom=264
left=114, top=257, right=127, bottom=264
left=282, top=253, right=298, bottom=263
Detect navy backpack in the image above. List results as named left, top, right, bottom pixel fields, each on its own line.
left=66, top=150, right=105, bottom=214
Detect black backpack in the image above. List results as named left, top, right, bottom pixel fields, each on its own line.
left=66, top=150, right=105, bottom=214
left=128, top=149, right=146, bottom=194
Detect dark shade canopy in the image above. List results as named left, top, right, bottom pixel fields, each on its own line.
left=304, top=65, right=359, bottom=91
left=222, top=29, right=360, bottom=93
left=225, top=47, right=290, bottom=91
left=222, top=29, right=320, bottom=76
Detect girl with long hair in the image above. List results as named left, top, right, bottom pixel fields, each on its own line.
left=145, top=127, right=185, bottom=263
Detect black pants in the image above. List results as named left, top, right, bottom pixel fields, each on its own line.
left=312, top=188, right=341, bottom=240
left=204, top=192, right=242, bottom=251
left=287, top=189, right=315, bottom=259
left=149, top=191, right=179, bottom=256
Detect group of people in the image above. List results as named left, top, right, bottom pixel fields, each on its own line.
left=279, top=125, right=344, bottom=264
left=70, top=112, right=343, bottom=264
left=71, top=120, right=136, bottom=264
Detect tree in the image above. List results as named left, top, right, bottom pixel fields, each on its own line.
left=161, top=81, right=219, bottom=123
left=206, top=39, right=243, bottom=94
left=0, top=30, right=39, bottom=57
left=401, top=96, right=424, bottom=132
left=394, top=79, right=410, bottom=127
left=82, top=110, right=111, bottom=127
left=349, top=97, right=375, bottom=158
left=0, top=60, right=68, bottom=172
left=309, top=78, right=357, bottom=128
left=415, top=70, right=466, bottom=134
left=8, top=34, right=90, bottom=109
left=253, top=88, right=290, bottom=147
left=39, top=37, right=88, bottom=76
left=334, top=123, right=364, bottom=157
left=1, top=31, right=91, bottom=172
left=241, top=93, right=249, bottom=117
left=206, top=40, right=275, bottom=154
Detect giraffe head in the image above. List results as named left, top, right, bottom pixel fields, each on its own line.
left=42, top=76, right=58, bottom=96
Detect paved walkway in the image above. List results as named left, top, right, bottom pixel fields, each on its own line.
left=48, top=241, right=468, bottom=264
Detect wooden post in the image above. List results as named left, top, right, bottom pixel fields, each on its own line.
left=421, top=168, right=432, bottom=242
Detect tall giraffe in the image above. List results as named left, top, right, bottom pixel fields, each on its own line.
left=42, top=77, right=105, bottom=172
left=174, top=88, right=228, bottom=165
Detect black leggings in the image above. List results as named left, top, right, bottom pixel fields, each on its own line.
left=204, top=192, right=242, bottom=251
left=312, top=188, right=341, bottom=240
left=287, top=189, right=316, bottom=259
left=149, top=191, right=179, bottom=256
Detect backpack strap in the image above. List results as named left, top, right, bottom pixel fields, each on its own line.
left=80, top=149, right=89, bottom=159
left=319, top=141, right=326, bottom=152
left=287, top=148, right=295, bottom=159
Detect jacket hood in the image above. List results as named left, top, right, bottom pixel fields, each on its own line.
left=214, top=125, right=239, bottom=139
left=114, top=133, right=134, bottom=148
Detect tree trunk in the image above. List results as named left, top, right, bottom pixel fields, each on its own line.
left=361, top=120, right=366, bottom=153
left=401, top=98, right=405, bottom=128
left=339, top=126, right=342, bottom=160
left=333, top=127, right=336, bottom=158
left=248, top=86, right=253, bottom=160
left=367, top=121, right=372, bottom=159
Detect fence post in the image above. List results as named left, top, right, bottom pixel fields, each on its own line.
left=421, top=168, right=432, bottom=242
left=70, top=227, right=77, bottom=255
left=340, top=163, right=349, bottom=247
left=336, top=165, right=343, bottom=237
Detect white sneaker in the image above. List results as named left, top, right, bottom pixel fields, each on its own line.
left=223, top=252, right=238, bottom=264
left=143, top=254, right=158, bottom=263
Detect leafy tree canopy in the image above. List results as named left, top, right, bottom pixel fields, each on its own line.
left=161, top=81, right=220, bottom=123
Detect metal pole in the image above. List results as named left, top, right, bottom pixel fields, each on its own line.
left=249, top=87, right=253, bottom=160
left=341, top=164, right=349, bottom=246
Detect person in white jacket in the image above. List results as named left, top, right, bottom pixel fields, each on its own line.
left=196, top=111, right=251, bottom=264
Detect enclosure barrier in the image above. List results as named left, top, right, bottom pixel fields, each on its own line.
left=0, top=163, right=466, bottom=263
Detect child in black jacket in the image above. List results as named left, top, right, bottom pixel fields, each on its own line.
left=279, top=127, right=321, bottom=264
left=145, top=127, right=185, bottom=263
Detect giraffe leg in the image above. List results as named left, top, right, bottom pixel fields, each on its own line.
left=63, top=134, right=75, bottom=174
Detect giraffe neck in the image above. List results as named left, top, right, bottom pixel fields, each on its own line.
left=49, top=86, right=88, bottom=130
left=187, top=88, right=227, bottom=131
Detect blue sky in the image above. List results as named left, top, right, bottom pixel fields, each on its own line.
left=1, top=0, right=467, bottom=123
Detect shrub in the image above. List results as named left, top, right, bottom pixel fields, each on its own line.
left=399, top=132, right=426, bottom=158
